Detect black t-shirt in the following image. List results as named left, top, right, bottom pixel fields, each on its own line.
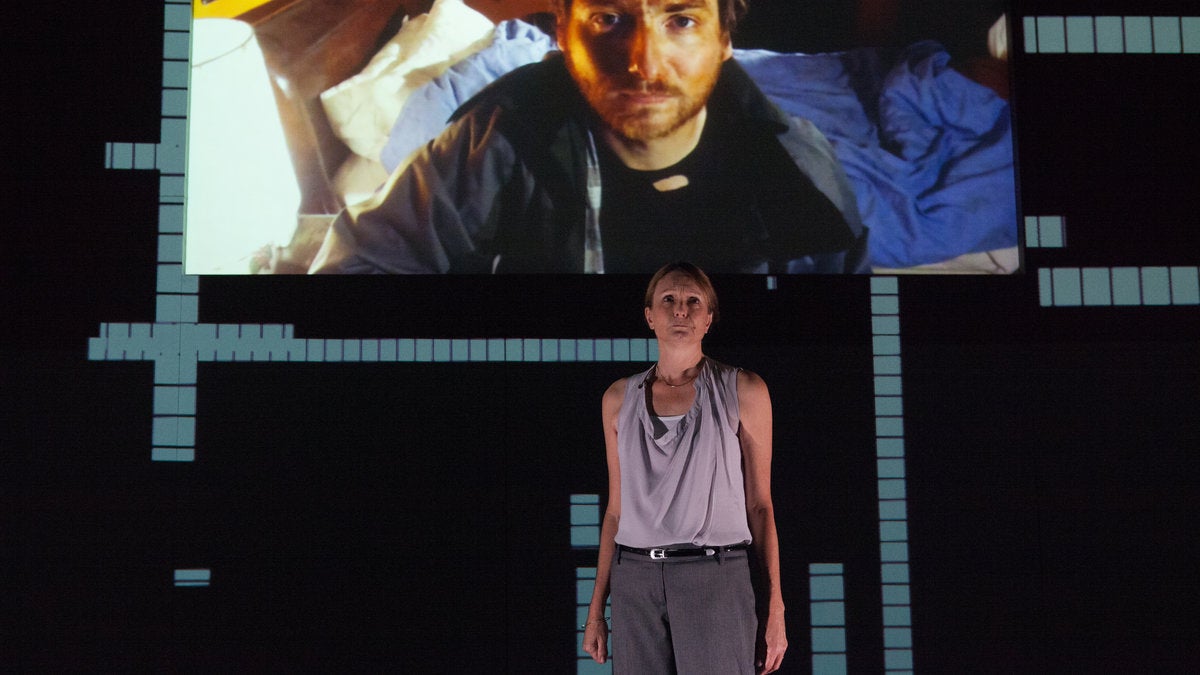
left=596, top=110, right=771, bottom=274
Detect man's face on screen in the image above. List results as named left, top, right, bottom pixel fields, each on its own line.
left=559, top=0, right=732, bottom=144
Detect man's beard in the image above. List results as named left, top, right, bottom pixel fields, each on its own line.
left=566, top=59, right=719, bottom=143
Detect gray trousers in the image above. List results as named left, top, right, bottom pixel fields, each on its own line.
left=609, top=548, right=757, bottom=674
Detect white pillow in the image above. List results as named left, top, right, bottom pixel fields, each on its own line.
left=320, top=0, right=494, bottom=162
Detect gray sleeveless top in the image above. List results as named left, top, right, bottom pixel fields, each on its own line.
left=614, top=358, right=753, bottom=548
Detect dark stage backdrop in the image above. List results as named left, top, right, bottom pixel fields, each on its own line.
left=4, top=1, right=1198, bottom=672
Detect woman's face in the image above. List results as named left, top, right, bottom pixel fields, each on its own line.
left=644, top=271, right=713, bottom=344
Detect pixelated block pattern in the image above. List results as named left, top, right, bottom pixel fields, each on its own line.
left=1040, top=267, right=1200, bottom=306
left=1024, top=16, right=1200, bottom=54
left=1024, top=215, right=1066, bottom=248
left=174, top=568, right=210, bottom=587
left=870, top=277, right=915, bottom=672
left=810, top=564, right=848, bottom=674
left=572, top=494, right=612, bottom=673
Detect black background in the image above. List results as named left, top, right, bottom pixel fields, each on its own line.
left=3, top=0, right=1198, bottom=671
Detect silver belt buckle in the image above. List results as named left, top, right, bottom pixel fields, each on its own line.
left=649, top=548, right=667, bottom=560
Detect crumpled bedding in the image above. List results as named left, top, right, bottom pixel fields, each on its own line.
left=377, top=21, right=1017, bottom=270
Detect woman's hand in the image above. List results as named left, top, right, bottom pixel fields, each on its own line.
left=756, top=608, right=787, bottom=674
left=583, top=618, right=610, bottom=664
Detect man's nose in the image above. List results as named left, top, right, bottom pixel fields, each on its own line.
left=627, top=22, right=663, bottom=80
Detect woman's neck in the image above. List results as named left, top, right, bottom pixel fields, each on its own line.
left=654, top=348, right=705, bottom=382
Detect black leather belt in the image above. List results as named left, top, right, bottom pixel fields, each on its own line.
left=618, top=543, right=750, bottom=560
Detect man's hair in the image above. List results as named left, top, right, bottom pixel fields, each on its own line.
left=644, top=261, right=719, bottom=323
left=552, top=0, right=750, bottom=34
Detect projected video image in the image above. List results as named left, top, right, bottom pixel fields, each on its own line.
left=186, top=0, right=1018, bottom=275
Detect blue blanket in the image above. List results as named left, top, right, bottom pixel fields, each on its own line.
left=381, top=22, right=1017, bottom=268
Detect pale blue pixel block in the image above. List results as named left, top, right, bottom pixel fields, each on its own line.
left=576, top=657, right=612, bottom=674
left=1038, top=268, right=1053, bottom=307
left=810, top=601, right=845, bottom=626
left=152, top=447, right=194, bottom=462
left=158, top=234, right=184, bottom=263
left=577, top=339, right=595, bottom=361
left=1112, top=267, right=1141, bottom=305
left=809, top=563, right=843, bottom=575
left=1066, top=16, right=1095, bottom=53
left=872, top=336, right=901, bottom=356
left=1052, top=268, right=1082, bottom=306
left=1124, top=17, right=1153, bottom=53
left=461, top=338, right=481, bottom=361
left=765, top=275, right=777, bottom=290
left=612, top=338, right=630, bottom=361
left=884, top=627, right=913, bottom=648
left=162, top=61, right=188, bottom=88
left=872, top=316, right=900, bottom=335
left=874, top=376, right=902, bottom=396
left=178, top=294, right=198, bottom=323
left=178, top=353, right=197, bottom=384
left=1023, top=16, right=1038, bottom=54
left=157, top=264, right=184, bottom=293
left=595, top=339, right=613, bottom=361
left=431, top=339, right=450, bottom=361
left=877, top=438, right=904, bottom=457
left=630, top=338, right=648, bottom=362
left=1095, top=17, right=1125, bottom=53
left=885, top=648, right=915, bottom=669
left=306, top=339, right=325, bottom=361
left=881, top=563, right=909, bottom=584
left=379, top=339, right=397, bottom=361
left=576, top=566, right=597, bottom=578
left=881, top=542, right=909, bottom=562
left=110, top=142, right=133, bottom=169
left=159, top=204, right=185, bottom=234
left=1184, top=17, right=1200, bottom=53
left=871, top=296, right=899, bottom=315
left=156, top=295, right=182, bottom=323
left=359, top=339, right=379, bottom=362
left=157, top=130, right=185, bottom=173
left=1153, top=16, right=1182, bottom=52
left=523, top=338, right=541, bottom=362
left=398, top=338, right=417, bottom=361
left=883, top=605, right=912, bottom=626
left=877, top=458, right=906, bottom=479
left=88, top=336, right=107, bottom=360
left=1024, top=215, right=1040, bottom=246
left=1036, top=17, right=1066, bottom=53
left=163, top=31, right=190, bottom=60
left=163, top=4, right=191, bottom=31
left=154, top=386, right=195, bottom=415
left=343, top=339, right=361, bottom=362
left=559, top=339, right=577, bottom=361
left=809, top=576, right=844, bottom=601
left=1082, top=268, right=1113, bottom=306
left=541, top=338, right=559, bottom=362
left=325, top=339, right=344, bottom=362
left=874, top=396, right=902, bottom=417
left=813, top=653, right=847, bottom=675
left=870, top=276, right=898, bottom=294
left=882, top=584, right=910, bottom=605
left=487, top=338, right=505, bottom=362
left=160, top=175, right=185, bottom=201
left=1141, top=267, right=1171, bottom=305
left=879, top=521, right=908, bottom=542
left=571, top=504, right=600, bottom=525
left=505, top=338, right=522, bottom=361
left=647, top=340, right=659, bottom=361
left=174, top=568, right=211, bottom=582
left=134, top=144, right=156, bottom=170
left=873, top=356, right=902, bottom=375
left=878, top=479, right=906, bottom=500
left=571, top=494, right=600, bottom=504
left=576, top=579, right=595, bottom=604
left=415, top=338, right=434, bottom=362
left=162, top=89, right=188, bottom=117
left=571, top=525, right=600, bottom=547
left=153, top=415, right=194, bottom=446
left=811, top=628, right=846, bottom=653
left=1170, top=267, right=1200, bottom=305
left=873, top=333, right=902, bottom=355
left=1039, top=216, right=1064, bottom=247
left=879, top=499, right=907, bottom=521
left=875, top=417, right=904, bottom=437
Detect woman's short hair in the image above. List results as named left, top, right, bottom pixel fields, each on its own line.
left=644, top=262, right=719, bottom=323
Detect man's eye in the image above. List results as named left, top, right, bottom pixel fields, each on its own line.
left=592, top=13, right=621, bottom=30
left=668, top=15, right=697, bottom=30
